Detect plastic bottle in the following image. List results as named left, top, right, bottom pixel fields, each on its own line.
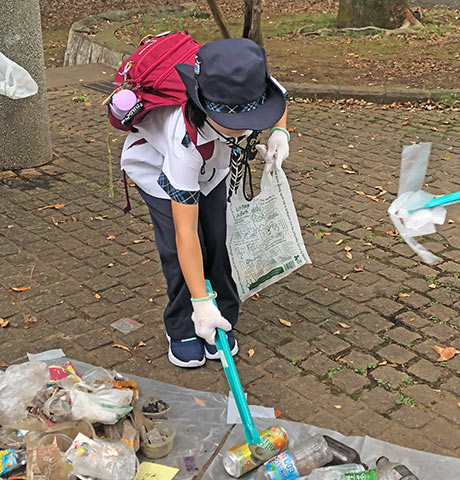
left=301, top=463, right=365, bottom=479
left=249, top=434, right=333, bottom=479
left=323, top=435, right=362, bottom=466
left=376, top=457, right=419, bottom=479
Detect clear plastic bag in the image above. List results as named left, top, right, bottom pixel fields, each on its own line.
left=70, top=382, right=133, bottom=425
left=226, top=169, right=311, bottom=301
left=65, top=433, right=138, bottom=480
left=388, top=142, right=445, bottom=264
left=0, top=52, right=38, bottom=99
left=0, top=361, right=49, bottom=426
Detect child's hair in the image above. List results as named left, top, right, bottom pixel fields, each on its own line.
left=184, top=92, right=206, bottom=130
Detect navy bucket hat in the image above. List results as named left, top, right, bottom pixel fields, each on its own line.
left=175, top=38, right=286, bottom=131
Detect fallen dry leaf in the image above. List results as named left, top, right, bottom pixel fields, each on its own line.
left=399, top=293, right=411, bottom=297
left=428, top=283, right=437, bottom=289
left=401, top=120, right=410, bottom=126
left=432, top=345, right=459, bottom=362
left=113, top=344, right=131, bottom=353
left=135, top=341, right=146, bottom=349
left=193, top=396, right=206, bottom=407
left=274, top=409, right=282, bottom=418
left=248, top=348, right=255, bottom=358
left=378, top=360, right=388, bottom=366
left=346, top=252, right=353, bottom=260
left=251, top=293, right=260, bottom=301
left=0, top=319, right=9, bottom=328
left=1, top=362, right=8, bottom=368
left=334, top=404, right=342, bottom=409
left=355, top=191, right=366, bottom=196
left=37, top=203, right=66, bottom=211
left=386, top=228, right=399, bottom=237
left=140, top=259, right=151, bottom=265
left=353, top=265, right=364, bottom=273
left=106, top=235, right=116, bottom=240
left=279, top=318, right=292, bottom=327
left=71, top=216, right=77, bottom=222
left=342, top=274, right=349, bottom=280
left=11, top=286, right=31, bottom=292
left=333, top=330, right=341, bottom=335
left=338, top=322, right=351, bottom=329
left=335, top=239, right=343, bottom=245
left=344, top=246, right=352, bottom=252
left=91, top=292, right=101, bottom=299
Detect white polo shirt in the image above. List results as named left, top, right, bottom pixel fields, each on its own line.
left=121, top=105, right=239, bottom=204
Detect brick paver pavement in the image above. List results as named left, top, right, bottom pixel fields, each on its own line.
left=1, top=69, right=460, bottom=459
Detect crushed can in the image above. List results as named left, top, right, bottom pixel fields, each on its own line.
left=223, top=426, right=289, bottom=478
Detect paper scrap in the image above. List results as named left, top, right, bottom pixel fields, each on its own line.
left=27, top=349, right=65, bottom=361
left=227, top=391, right=275, bottom=425
left=111, top=318, right=143, bottom=334
left=135, top=461, right=179, bottom=480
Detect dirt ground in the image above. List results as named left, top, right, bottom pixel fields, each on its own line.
left=40, top=0, right=460, bottom=90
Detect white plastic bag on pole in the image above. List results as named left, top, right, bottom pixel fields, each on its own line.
left=0, top=52, right=38, bottom=99
left=388, top=142, right=446, bottom=264
left=226, top=168, right=311, bottom=301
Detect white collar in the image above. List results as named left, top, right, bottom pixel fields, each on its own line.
left=196, top=121, right=222, bottom=146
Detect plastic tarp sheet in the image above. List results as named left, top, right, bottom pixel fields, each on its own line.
left=44, top=359, right=460, bottom=480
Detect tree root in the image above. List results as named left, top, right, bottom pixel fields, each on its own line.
left=294, top=7, right=423, bottom=37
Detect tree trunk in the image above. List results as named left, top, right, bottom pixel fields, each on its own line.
left=337, top=0, right=415, bottom=29
left=0, top=0, right=52, bottom=170
left=242, top=0, right=264, bottom=46
left=206, top=0, right=231, bottom=39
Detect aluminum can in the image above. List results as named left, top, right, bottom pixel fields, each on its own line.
left=223, top=426, right=289, bottom=478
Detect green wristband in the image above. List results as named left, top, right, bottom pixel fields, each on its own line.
left=270, top=126, right=290, bottom=142
left=191, top=291, right=217, bottom=303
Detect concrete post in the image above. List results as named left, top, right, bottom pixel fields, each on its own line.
left=0, top=0, right=52, bottom=170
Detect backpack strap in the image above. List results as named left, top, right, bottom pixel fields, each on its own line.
left=181, top=104, right=214, bottom=161
left=123, top=138, right=148, bottom=214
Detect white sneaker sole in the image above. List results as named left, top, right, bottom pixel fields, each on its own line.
left=204, top=338, right=239, bottom=360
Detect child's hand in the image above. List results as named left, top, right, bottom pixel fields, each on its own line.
left=191, top=299, right=232, bottom=344
left=256, top=129, right=289, bottom=174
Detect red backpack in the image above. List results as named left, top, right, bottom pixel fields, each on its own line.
left=109, top=32, right=215, bottom=212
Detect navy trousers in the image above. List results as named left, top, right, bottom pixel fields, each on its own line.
left=137, top=179, right=240, bottom=340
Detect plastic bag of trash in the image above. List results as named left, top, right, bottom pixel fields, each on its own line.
left=65, top=433, right=138, bottom=480
left=0, top=52, right=38, bottom=99
left=226, top=168, right=311, bottom=301
left=0, top=362, right=49, bottom=426
left=70, top=382, right=133, bottom=425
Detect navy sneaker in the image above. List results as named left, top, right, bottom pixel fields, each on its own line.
left=167, top=336, right=206, bottom=368
left=204, top=331, right=238, bottom=360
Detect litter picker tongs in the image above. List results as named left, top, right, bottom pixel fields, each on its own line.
left=408, top=190, right=460, bottom=213
left=205, top=280, right=261, bottom=446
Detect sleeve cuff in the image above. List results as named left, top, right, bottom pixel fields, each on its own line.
left=157, top=172, right=200, bottom=204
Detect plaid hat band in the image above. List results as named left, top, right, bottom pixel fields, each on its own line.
left=202, top=92, right=266, bottom=114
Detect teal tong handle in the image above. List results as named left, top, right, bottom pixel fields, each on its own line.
left=408, top=190, right=460, bottom=213
left=205, top=280, right=261, bottom=445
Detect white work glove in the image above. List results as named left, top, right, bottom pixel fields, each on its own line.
left=191, top=298, right=232, bottom=345
left=256, top=128, right=290, bottom=174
